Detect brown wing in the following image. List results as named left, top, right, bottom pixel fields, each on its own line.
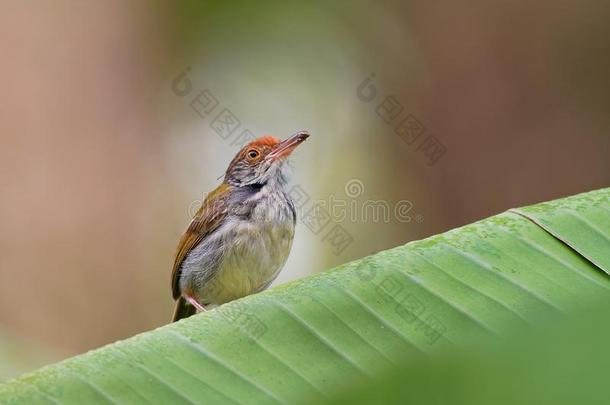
left=171, top=183, right=232, bottom=299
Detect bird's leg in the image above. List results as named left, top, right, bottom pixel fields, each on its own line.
left=185, top=295, right=207, bottom=312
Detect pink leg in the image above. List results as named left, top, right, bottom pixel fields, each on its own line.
left=185, top=295, right=207, bottom=312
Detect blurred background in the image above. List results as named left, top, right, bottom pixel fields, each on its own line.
left=0, top=0, right=608, bottom=380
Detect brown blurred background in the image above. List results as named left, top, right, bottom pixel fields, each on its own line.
left=0, top=0, right=608, bottom=380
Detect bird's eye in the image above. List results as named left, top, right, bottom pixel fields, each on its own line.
left=247, top=150, right=259, bottom=159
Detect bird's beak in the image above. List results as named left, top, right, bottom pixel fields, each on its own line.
left=267, top=131, right=310, bottom=162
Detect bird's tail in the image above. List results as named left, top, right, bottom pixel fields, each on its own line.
left=172, top=296, right=197, bottom=322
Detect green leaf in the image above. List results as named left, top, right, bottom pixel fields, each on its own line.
left=511, top=187, right=610, bottom=272
left=325, top=297, right=610, bottom=405
left=1, top=188, right=608, bottom=404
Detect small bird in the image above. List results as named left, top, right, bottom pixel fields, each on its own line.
left=171, top=131, right=309, bottom=322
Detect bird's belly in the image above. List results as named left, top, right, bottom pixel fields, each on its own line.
left=199, top=218, right=294, bottom=305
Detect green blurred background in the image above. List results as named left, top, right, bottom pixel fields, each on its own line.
left=0, top=0, right=608, bottom=380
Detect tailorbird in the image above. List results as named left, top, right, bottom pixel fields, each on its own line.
left=171, top=131, right=310, bottom=321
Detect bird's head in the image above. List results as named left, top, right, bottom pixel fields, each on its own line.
left=224, top=131, right=309, bottom=187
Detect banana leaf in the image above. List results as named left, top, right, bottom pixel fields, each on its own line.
left=0, top=188, right=608, bottom=404
left=326, top=296, right=610, bottom=405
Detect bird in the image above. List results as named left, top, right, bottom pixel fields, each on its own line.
left=171, top=131, right=310, bottom=322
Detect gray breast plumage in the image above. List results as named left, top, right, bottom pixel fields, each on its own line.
left=179, top=183, right=296, bottom=306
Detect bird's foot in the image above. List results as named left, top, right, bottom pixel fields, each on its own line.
left=185, top=295, right=207, bottom=312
